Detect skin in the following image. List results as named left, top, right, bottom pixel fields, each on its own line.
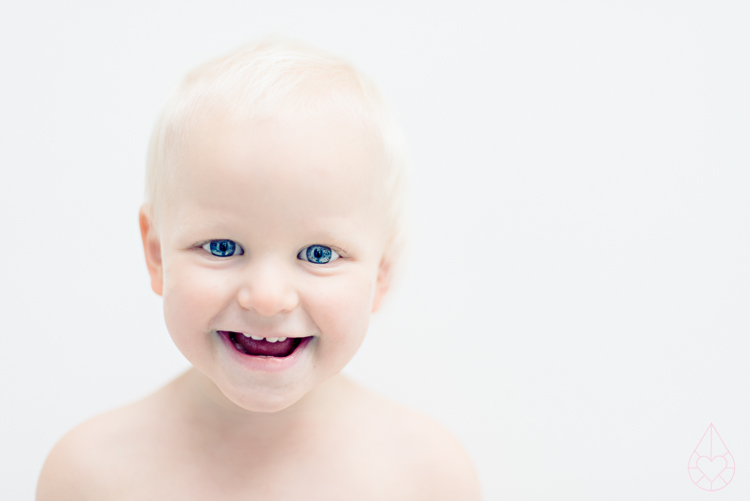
left=36, top=110, right=482, bottom=500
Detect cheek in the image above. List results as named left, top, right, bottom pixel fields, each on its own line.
left=162, top=260, right=233, bottom=347
left=302, top=269, right=376, bottom=355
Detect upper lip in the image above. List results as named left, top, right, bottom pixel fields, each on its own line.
left=217, top=329, right=305, bottom=340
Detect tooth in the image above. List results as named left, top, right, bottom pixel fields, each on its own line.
left=241, top=332, right=251, bottom=338
left=266, top=337, right=279, bottom=343
left=278, top=337, right=287, bottom=342
left=250, top=335, right=263, bottom=341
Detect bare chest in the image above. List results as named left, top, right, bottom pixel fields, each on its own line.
left=108, top=427, right=416, bottom=501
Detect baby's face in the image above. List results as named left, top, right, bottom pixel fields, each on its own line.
left=141, top=111, right=391, bottom=412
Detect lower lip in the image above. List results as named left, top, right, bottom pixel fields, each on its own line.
left=216, top=331, right=314, bottom=373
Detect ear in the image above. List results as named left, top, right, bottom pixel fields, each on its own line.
left=139, top=205, right=164, bottom=296
left=371, top=254, right=394, bottom=313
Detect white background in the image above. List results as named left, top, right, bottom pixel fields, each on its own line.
left=1, top=2, right=749, bottom=499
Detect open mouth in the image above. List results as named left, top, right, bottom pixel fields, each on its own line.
left=219, top=331, right=309, bottom=358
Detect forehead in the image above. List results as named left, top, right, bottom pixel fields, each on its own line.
left=163, top=111, right=386, bottom=236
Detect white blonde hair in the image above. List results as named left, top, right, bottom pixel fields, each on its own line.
left=145, top=37, right=408, bottom=262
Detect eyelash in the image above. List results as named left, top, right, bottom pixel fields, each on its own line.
left=199, top=240, right=343, bottom=264
left=297, top=245, right=341, bottom=264
left=200, top=240, right=244, bottom=257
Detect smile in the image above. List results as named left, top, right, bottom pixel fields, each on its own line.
left=217, top=331, right=310, bottom=358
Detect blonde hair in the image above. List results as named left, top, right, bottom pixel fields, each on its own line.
left=145, top=37, right=408, bottom=263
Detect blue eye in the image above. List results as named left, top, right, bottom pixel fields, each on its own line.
left=202, top=240, right=242, bottom=257
left=298, top=245, right=340, bottom=264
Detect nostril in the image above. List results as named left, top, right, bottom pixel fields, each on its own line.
left=236, top=286, right=299, bottom=316
left=236, top=288, right=254, bottom=310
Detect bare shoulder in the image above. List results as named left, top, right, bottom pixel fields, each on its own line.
left=36, top=386, right=175, bottom=501
left=340, top=378, right=482, bottom=500
left=37, top=408, right=133, bottom=500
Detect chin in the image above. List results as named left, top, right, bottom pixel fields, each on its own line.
left=221, top=382, right=312, bottom=414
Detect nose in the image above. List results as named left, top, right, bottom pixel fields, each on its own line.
left=236, top=258, right=299, bottom=317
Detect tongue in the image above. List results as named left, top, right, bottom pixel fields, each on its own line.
left=232, top=333, right=296, bottom=357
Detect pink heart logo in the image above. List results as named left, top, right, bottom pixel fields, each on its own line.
left=688, top=424, right=735, bottom=491
left=697, top=455, right=727, bottom=482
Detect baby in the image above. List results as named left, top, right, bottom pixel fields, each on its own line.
left=37, top=39, right=480, bottom=500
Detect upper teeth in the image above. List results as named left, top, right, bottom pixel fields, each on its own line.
left=243, top=333, right=287, bottom=342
